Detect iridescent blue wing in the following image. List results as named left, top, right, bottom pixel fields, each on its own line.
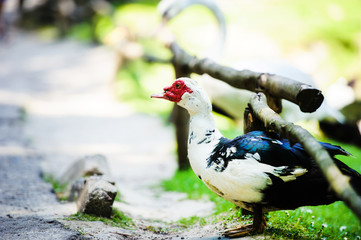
left=207, top=130, right=351, bottom=171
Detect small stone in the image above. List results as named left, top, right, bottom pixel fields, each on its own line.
left=61, top=154, right=111, bottom=184
left=68, top=177, right=86, bottom=201
left=60, top=154, right=114, bottom=201
left=76, top=175, right=117, bottom=218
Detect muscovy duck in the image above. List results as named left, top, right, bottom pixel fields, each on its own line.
left=151, top=77, right=361, bottom=237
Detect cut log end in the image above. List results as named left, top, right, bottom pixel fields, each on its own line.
left=297, top=86, right=324, bottom=113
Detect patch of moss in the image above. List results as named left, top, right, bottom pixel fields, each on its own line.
left=42, top=174, right=68, bottom=201
left=145, top=225, right=169, bottom=234
left=66, top=208, right=135, bottom=229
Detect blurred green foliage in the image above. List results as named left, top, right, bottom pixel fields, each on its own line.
left=68, top=22, right=93, bottom=41
left=284, top=0, right=361, bottom=82
left=95, top=0, right=360, bottom=120
left=114, top=59, right=174, bottom=117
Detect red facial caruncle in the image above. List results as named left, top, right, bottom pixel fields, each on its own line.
left=151, top=79, right=193, bottom=103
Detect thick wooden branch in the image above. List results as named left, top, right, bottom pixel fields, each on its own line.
left=248, top=92, right=361, bottom=222
left=170, top=42, right=324, bottom=113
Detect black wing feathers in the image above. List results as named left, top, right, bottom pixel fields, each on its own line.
left=206, top=130, right=361, bottom=209
left=207, top=130, right=353, bottom=172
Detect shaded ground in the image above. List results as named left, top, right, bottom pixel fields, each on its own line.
left=0, top=31, right=264, bottom=239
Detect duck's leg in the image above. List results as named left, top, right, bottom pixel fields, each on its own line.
left=223, top=206, right=266, bottom=238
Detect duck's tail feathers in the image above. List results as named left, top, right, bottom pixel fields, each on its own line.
left=320, top=142, right=351, bottom=157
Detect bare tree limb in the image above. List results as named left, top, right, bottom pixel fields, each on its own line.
left=170, top=42, right=324, bottom=113
left=248, top=92, right=361, bottom=222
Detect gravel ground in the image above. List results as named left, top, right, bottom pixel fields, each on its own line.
left=0, top=103, right=83, bottom=240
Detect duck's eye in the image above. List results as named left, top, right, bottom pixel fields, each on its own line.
left=176, top=84, right=181, bottom=89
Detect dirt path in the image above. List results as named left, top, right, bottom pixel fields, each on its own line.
left=0, top=103, right=83, bottom=240
left=0, top=31, right=252, bottom=239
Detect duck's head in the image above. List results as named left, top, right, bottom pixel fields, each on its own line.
left=151, top=77, right=212, bottom=115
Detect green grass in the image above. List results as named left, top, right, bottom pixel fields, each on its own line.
left=162, top=169, right=243, bottom=229
left=42, top=174, right=68, bottom=201
left=161, top=141, right=361, bottom=239
left=66, top=208, right=135, bottom=229
left=162, top=169, right=235, bottom=215
left=114, top=190, right=123, bottom=202
left=267, top=202, right=361, bottom=239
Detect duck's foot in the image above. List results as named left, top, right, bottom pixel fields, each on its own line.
left=223, top=222, right=266, bottom=238
left=224, top=206, right=266, bottom=238
left=223, top=224, right=254, bottom=238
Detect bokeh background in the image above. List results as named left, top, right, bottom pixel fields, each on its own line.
left=0, top=0, right=360, bottom=239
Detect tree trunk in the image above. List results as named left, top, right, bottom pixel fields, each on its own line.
left=171, top=55, right=191, bottom=170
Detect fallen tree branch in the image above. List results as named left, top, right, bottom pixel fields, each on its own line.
left=170, top=42, right=324, bottom=113
left=248, top=92, right=361, bottom=222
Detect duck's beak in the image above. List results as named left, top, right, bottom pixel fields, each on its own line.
left=151, top=92, right=167, bottom=100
